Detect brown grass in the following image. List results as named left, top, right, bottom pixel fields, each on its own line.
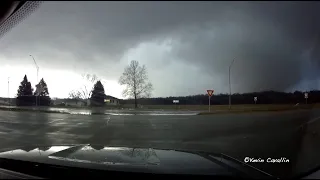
left=119, top=104, right=320, bottom=111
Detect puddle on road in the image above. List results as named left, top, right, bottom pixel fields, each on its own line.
left=104, top=113, right=198, bottom=116
left=1, top=106, right=199, bottom=116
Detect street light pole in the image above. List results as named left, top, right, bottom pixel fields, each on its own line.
left=7, top=77, right=10, bottom=106
left=229, top=59, right=235, bottom=110
left=30, top=55, right=39, bottom=106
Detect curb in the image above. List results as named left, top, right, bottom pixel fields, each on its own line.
left=0, top=107, right=70, bottom=114
left=196, top=107, right=315, bottom=115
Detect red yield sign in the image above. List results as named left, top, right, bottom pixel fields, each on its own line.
left=207, top=90, right=214, bottom=112
left=207, top=90, right=214, bottom=97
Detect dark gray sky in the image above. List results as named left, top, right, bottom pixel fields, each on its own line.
left=0, top=1, right=320, bottom=98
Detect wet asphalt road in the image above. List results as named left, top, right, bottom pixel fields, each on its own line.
left=0, top=109, right=320, bottom=178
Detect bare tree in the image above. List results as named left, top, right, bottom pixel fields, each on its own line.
left=68, top=73, right=99, bottom=103
left=82, top=73, right=98, bottom=83
left=68, top=89, right=90, bottom=100
left=119, top=60, right=153, bottom=108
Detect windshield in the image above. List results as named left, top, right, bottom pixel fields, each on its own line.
left=0, top=1, right=320, bottom=178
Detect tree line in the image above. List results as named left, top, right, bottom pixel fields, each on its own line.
left=120, top=90, right=319, bottom=105
left=16, top=75, right=51, bottom=106
left=16, top=74, right=107, bottom=106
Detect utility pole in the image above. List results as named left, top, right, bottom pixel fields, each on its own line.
left=229, top=58, right=235, bottom=110
left=30, top=55, right=39, bottom=106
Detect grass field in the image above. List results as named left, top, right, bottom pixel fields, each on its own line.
left=120, top=104, right=320, bottom=115
left=53, top=103, right=320, bottom=111
left=119, top=103, right=319, bottom=111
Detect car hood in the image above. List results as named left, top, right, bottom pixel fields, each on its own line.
left=0, top=144, right=274, bottom=178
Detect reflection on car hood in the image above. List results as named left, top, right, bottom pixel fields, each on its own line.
left=0, top=144, right=274, bottom=178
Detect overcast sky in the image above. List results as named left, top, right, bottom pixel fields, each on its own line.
left=0, top=1, right=320, bottom=99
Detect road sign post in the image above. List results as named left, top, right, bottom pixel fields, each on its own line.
left=173, top=100, right=179, bottom=109
left=209, top=96, right=211, bottom=112
left=304, top=92, right=308, bottom=104
left=207, top=90, right=214, bottom=112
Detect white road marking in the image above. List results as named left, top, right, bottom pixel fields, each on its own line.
left=306, top=116, right=320, bottom=125
left=105, top=118, right=125, bottom=128
left=104, top=116, right=111, bottom=127
left=48, top=118, right=64, bottom=124
left=297, top=115, right=320, bottom=130
left=167, top=117, right=189, bottom=120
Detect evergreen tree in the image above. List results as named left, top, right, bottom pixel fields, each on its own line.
left=34, top=78, right=51, bottom=106
left=34, top=78, right=49, bottom=96
left=17, top=75, right=33, bottom=97
left=16, top=75, right=34, bottom=106
left=90, top=80, right=105, bottom=106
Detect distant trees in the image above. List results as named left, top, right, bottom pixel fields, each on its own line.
left=120, top=90, right=320, bottom=106
left=90, top=80, right=105, bottom=106
left=119, top=60, right=153, bottom=108
left=16, top=75, right=51, bottom=106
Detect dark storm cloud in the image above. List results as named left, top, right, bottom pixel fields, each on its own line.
left=1, top=1, right=320, bottom=94
left=166, top=2, right=320, bottom=92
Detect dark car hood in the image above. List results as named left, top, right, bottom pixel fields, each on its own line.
left=0, top=144, right=274, bottom=178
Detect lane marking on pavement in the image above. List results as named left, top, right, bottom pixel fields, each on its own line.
left=48, top=118, right=64, bottom=124
left=297, top=116, right=320, bottom=130
left=306, top=116, right=320, bottom=125
left=167, top=117, right=189, bottom=120
left=104, top=116, right=111, bottom=127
